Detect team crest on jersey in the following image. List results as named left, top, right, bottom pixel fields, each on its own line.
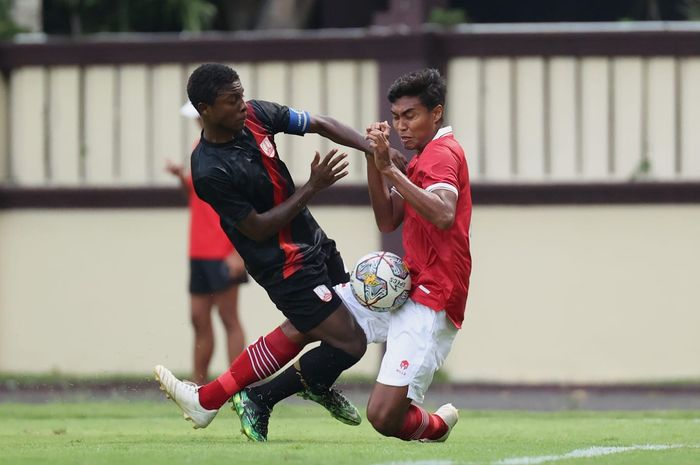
left=313, top=285, right=333, bottom=302
left=260, top=137, right=276, bottom=158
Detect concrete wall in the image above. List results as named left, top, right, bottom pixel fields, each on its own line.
left=2, top=204, right=699, bottom=382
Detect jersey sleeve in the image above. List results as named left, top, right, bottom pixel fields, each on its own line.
left=248, top=99, right=310, bottom=136
left=193, top=170, right=253, bottom=225
left=416, top=143, right=461, bottom=197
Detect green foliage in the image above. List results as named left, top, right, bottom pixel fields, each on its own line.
left=682, top=0, right=700, bottom=19
left=163, top=0, right=217, bottom=32
left=428, top=7, right=469, bottom=27
left=0, top=0, right=25, bottom=39
left=44, top=0, right=218, bottom=35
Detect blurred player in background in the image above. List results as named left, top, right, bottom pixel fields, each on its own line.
left=155, top=63, right=407, bottom=441
left=165, top=101, right=248, bottom=384
left=337, top=68, right=472, bottom=442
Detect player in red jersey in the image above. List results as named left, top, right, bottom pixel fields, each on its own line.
left=335, top=68, right=472, bottom=442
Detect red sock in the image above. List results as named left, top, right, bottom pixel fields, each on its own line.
left=198, top=326, right=302, bottom=410
left=396, top=404, right=448, bottom=441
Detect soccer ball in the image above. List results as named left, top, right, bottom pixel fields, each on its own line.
left=349, top=251, right=411, bottom=312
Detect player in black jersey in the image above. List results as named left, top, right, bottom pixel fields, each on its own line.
left=155, top=63, right=396, bottom=441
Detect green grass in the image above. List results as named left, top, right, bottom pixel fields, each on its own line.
left=0, top=401, right=699, bottom=465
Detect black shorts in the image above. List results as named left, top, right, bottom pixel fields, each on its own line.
left=267, top=248, right=350, bottom=333
left=189, top=259, right=248, bottom=295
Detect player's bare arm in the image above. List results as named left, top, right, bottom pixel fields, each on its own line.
left=367, top=128, right=457, bottom=231
left=364, top=122, right=405, bottom=232
left=165, top=160, right=189, bottom=194
left=235, top=149, right=349, bottom=241
left=309, top=114, right=408, bottom=172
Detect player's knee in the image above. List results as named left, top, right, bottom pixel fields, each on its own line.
left=190, top=313, right=212, bottom=333
left=366, top=406, right=401, bottom=437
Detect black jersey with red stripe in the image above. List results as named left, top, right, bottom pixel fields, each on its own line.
left=191, top=99, right=341, bottom=292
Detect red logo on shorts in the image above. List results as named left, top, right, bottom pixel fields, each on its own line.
left=396, top=359, right=410, bottom=376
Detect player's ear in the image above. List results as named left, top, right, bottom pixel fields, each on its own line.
left=432, top=104, right=443, bottom=125
left=196, top=102, right=208, bottom=117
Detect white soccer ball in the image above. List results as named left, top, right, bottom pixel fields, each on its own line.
left=349, top=251, right=411, bottom=312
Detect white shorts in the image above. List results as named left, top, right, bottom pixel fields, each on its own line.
left=334, top=283, right=458, bottom=404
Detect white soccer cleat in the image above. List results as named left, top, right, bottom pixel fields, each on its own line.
left=154, top=364, right=219, bottom=429
left=421, top=403, right=459, bottom=443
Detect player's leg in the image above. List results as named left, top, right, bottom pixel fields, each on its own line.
left=191, top=293, right=215, bottom=385
left=189, top=259, right=218, bottom=385
left=232, top=279, right=367, bottom=441
left=214, top=284, right=245, bottom=360
left=155, top=316, right=307, bottom=429
left=365, top=300, right=459, bottom=441
left=241, top=283, right=386, bottom=435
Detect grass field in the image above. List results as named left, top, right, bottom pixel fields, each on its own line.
left=0, top=401, right=699, bottom=465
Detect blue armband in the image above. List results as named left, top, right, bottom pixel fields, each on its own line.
left=287, top=107, right=310, bottom=135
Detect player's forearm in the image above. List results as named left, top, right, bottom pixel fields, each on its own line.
left=382, top=166, right=454, bottom=230
left=177, top=176, right=190, bottom=195
left=312, top=115, right=372, bottom=155
left=366, top=154, right=398, bottom=232
left=239, top=183, right=318, bottom=241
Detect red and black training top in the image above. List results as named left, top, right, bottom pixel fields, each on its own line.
left=191, top=99, right=341, bottom=293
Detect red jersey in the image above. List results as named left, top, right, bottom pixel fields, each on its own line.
left=402, top=126, right=472, bottom=328
left=185, top=175, right=234, bottom=259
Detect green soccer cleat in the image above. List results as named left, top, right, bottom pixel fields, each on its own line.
left=297, top=387, right=362, bottom=426
left=231, top=389, right=270, bottom=442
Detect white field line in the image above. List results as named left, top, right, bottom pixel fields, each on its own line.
left=493, top=444, right=685, bottom=465
left=370, top=444, right=699, bottom=465
left=370, top=461, right=455, bottom=465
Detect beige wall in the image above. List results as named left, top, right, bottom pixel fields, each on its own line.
left=0, top=206, right=382, bottom=377
left=452, top=205, right=700, bottom=382
left=2, top=205, right=699, bottom=382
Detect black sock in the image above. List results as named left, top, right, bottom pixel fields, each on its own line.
left=245, top=361, right=305, bottom=412
left=298, top=342, right=361, bottom=393
left=246, top=343, right=361, bottom=411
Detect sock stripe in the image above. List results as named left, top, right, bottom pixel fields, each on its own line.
left=256, top=340, right=275, bottom=374
left=246, top=345, right=264, bottom=379
left=198, top=326, right=304, bottom=411
left=410, top=407, right=430, bottom=440
left=251, top=344, right=271, bottom=378
left=260, top=337, right=281, bottom=371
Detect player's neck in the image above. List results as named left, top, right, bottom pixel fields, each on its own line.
left=417, top=123, right=444, bottom=153
left=202, top=126, right=238, bottom=144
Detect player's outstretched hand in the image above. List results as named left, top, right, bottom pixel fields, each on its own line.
left=309, top=148, right=349, bottom=191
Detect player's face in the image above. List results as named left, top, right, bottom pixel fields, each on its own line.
left=390, top=96, right=443, bottom=152
left=207, top=80, right=247, bottom=133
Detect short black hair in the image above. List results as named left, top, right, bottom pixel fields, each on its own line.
left=387, top=68, right=446, bottom=110
left=187, top=63, right=240, bottom=109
